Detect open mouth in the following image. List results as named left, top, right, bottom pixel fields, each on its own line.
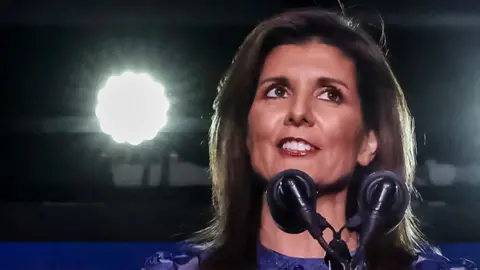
left=277, top=137, right=319, bottom=156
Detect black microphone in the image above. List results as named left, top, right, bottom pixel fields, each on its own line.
left=266, top=169, right=320, bottom=235
left=266, top=169, right=349, bottom=267
left=357, top=170, right=410, bottom=247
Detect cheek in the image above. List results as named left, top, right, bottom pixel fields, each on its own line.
left=247, top=104, right=282, bottom=176
left=317, top=105, right=364, bottom=149
left=314, top=110, right=365, bottom=178
left=332, top=121, right=362, bottom=146
left=247, top=103, right=282, bottom=145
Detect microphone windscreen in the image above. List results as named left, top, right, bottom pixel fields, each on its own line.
left=358, top=170, right=410, bottom=234
left=266, top=169, right=317, bottom=234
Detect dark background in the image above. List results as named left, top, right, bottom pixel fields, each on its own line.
left=0, top=0, right=480, bottom=244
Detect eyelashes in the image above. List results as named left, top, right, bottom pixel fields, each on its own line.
left=318, top=86, right=343, bottom=104
left=262, top=83, right=344, bottom=104
left=264, top=84, right=288, bottom=98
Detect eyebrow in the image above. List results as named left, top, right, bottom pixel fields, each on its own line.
left=258, top=76, right=350, bottom=90
left=257, top=76, right=290, bottom=87
left=317, top=77, right=350, bottom=90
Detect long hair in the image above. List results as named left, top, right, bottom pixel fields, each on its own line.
left=195, top=8, right=425, bottom=270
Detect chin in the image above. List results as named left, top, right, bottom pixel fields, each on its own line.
left=270, top=166, right=345, bottom=186
left=270, top=165, right=323, bottom=181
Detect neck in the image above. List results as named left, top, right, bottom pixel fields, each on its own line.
left=259, top=189, right=358, bottom=258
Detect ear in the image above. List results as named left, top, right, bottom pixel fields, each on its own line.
left=357, top=130, right=378, bottom=166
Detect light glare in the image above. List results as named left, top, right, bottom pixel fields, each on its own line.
left=95, top=71, right=169, bottom=145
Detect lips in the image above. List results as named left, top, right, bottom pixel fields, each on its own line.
left=277, top=137, right=319, bottom=156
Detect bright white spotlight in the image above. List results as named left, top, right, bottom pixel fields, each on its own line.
left=95, top=71, right=170, bottom=145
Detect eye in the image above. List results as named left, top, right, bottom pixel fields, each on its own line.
left=318, top=86, right=343, bottom=104
left=265, top=84, right=288, bottom=98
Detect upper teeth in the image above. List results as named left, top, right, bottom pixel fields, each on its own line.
left=282, top=140, right=313, bottom=151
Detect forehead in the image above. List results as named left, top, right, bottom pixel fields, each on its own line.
left=259, top=42, right=356, bottom=85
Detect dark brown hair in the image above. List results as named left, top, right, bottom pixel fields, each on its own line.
left=195, top=8, right=425, bottom=270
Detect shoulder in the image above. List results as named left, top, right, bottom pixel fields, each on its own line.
left=142, top=245, right=204, bottom=270
left=412, top=247, right=477, bottom=270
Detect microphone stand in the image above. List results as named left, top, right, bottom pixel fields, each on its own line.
left=306, top=213, right=366, bottom=270
left=282, top=177, right=365, bottom=270
left=324, top=228, right=352, bottom=270
left=283, top=178, right=350, bottom=268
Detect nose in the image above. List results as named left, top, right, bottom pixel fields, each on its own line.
left=284, top=96, right=314, bottom=127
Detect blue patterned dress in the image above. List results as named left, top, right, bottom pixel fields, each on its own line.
left=142, top=244, right=477, bottom=270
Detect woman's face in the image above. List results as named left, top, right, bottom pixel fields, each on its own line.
left=247, top=42, right=377, bottom=185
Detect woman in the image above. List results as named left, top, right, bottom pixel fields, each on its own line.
left=143, top=8, right=477, bottom=270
